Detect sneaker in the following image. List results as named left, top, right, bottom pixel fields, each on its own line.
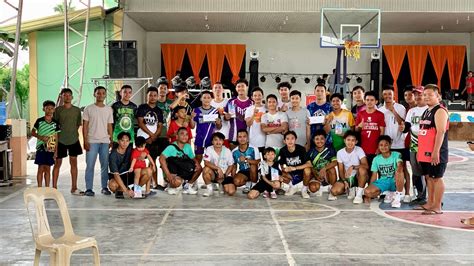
left=84, top=190, right=95, bottom=197
left=101, top=188, right=112, bottom=195
left=242, top=186, right=250, bottom=194
left=285, top=185, right=298, bottom=196
left=152, top=185, right=166, bottom=191
left=276, top=189, right=286, bottom=195
left=302, top=190, right=310, bottom=199
left=115, top=191, right=124, bottom=199
left=328, top=193, right=337, bottom=201
left=353, top=187, right=364, bottom=204
left=145, top=190, right=157, bottom=197
left=182, top=183, right=190, bottom=194
left=212, top=183, right=219, bottom=190
left=347, top=187, right=356, bottom=200
left=202, top=187, right=213, bottom=197
left=384, top=192, right=395, bottom=204
left=186, top=185, right=198, bottom=195
left=403, top=195, right=412, bottom=203
left=167, top=187, right=177, bottom=195
left=263, top=191, right=269, bottom=198
left=281, top=183, right=290, bottom=192
left=391, top=193, right=402, bottom=208
left=219, top=183, right=224, bottom=194
left=409, top=198, right=427, bottom=206
left=314, top=188, right=323, bottom=197
left=270, top=191, right=277, bottom=199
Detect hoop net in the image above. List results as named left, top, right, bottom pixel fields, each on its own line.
left=344, top=40, right=361, bottom=60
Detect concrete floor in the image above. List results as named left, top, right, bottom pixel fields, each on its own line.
left=0, top=141, right=473, bottom=265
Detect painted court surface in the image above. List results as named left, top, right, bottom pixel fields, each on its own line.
left=0, top=141, right=473, bottom=265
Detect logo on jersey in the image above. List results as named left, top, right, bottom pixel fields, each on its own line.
left=143, top=111, right=157, bottom=126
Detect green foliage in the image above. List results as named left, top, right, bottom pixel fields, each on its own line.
left=53, top=0, right=75, bottom=14
left=0, top=64, right=30, bottom=118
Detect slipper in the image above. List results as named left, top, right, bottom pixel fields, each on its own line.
left=413, top=205, right=428, bottom=211
left=71, top=189, right=85, bottom=196
left=460, top=218, right=474, bottom=226
left=421, top=210, right=443, bottom=215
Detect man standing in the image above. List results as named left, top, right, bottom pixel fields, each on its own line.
left=307, top=84, right=332, bottom=140
left=350, top=86, right=366, bottom=120
left=225, top=79, right=253, bottom=147
left=461, top=71, right=474, bottom=110
left=277, top=81, right=292, bottom=112
left=83, top=86, right=114, bottom=196
left=417, top=84, right=449, bottom=215
left=155, top=77, right=173, bottom=189
left=286, top=90, right=311, bottom=149
left=111, top=85, right=137, bottom=144
left=52, top=88, right=83, bottom=195
left=136, top=86, right=164, bottom=188
left=211, top=82, right=231, bottom=147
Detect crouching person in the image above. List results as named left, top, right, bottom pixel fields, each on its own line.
left=159, top=127, right=202, bottom=195
left=108, top=132, right=152, bottom=199
left=248, top=147, right=282, bottom=199
left=364, top=135, right=405, bottom=208
left=202, top=132, right=235, bottom=197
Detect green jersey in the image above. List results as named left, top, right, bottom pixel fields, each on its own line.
left=111, top=101, right=137, bottom=142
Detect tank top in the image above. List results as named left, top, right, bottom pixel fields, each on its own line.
left=417, top=105, right=449, bottom=163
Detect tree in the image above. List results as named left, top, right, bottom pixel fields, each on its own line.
left=53, top=0, right=75, bottom=14
left=0, top=64, right=29, bottom=119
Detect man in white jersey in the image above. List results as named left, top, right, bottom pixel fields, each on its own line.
left=211, top=82, right=231, bottom=148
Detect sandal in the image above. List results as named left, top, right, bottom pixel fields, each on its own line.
left=71, top=189, right=85, bottom=196
left=421, top=210, right=443, bottom=215
left=413, top=205, right=428, bottom=211
left=460, top=217, right=474, bottom=226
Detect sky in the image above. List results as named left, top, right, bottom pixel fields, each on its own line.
left=1, top=0, right=108, bottom=68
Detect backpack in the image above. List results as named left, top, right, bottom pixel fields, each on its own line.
left=166, top=144, right=196, bottom=180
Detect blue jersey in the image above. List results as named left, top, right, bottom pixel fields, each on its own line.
left=308, top=146, right=337, bottom=171
left=307, top=102, right=332, bottom=138
left=193, top=106, right=218, bottom=148
left=232, top=145, right=261, bottom=171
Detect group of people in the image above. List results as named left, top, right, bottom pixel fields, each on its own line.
left=31, top=76, right=449, bottom=215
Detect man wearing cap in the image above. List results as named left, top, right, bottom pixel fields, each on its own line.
left=170, top=82, right=193, bottom=121
left=403, top=86, right=428, bottom=206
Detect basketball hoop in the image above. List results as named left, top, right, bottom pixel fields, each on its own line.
left=344, top=40, right=361, bottom=60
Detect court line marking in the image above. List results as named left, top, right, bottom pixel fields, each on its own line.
left=266, top=198, right=296, bottom=266
left=448, top=152, right=468, bottom=163
left=0, top=208, right=373, bottom=212
left=370, top=201, right=474, bottom=233
left=67, top=252, right=474, bottom=257
left=271, top=200, right=341, bottom=222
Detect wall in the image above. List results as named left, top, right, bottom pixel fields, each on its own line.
left=143, top=31, right=470, bottom=102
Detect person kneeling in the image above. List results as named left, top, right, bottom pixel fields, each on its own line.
left=248, top=147, right=282, bottom=199
left=202, top=132, right=235, bottom=197
left=331, top=130, right=368, bottom=204
left=364, top=135, right=405, bottom=207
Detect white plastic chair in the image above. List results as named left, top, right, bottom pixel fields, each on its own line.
left=24, top=187, right=100, bottom=266
left=223, top=89, right=232, bottom=99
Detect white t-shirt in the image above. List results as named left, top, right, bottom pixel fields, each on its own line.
left=83, top=104, right=113, bottom=143
left=337, top=146, right=366, bottom=172
left=210, top=99, right=230, bottom=139
left=405, top=105, right=428, bottom=152
left=261, top=111, right=288, bottom=148
left=286, top=107, right=310, bottom=147
left=244, top=105, right=266, bottom=148
left=203, top=146, right=234, bottom=171
left=278, top=100, right=290, bottom=111
left=378, top=103, right=407, bottom=149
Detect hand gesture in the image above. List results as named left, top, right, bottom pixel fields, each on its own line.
left=319, top=168, right=327, bottom=180
left=129, top=167, right=134, bottom=173
left=357, top=119, right=365, bottom=129
left=239, top=155, right=246, bottom=162
left=325, top=114, right=334, bottom=124
left=217, top=168, right=224, bottom=179
left=398, top=122, right=405, bottom=132
left=191, top=111, right=197, bottom=119
left=224, top=112, right=232, bottom=120
left=280, top=104, right=288, bottom=112
left=345, top=166, right=354, bottom=179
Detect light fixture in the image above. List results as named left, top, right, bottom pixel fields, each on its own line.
left=285, top=15, right=288, bottom=21
left=290, top=77, right=296, bottom=83
left=283, top=20, right=286, bottom=25
left=345, top=77, right=351, bottom=83
left=205, top=15, right=208, bottom=21
left=356, top=76, right=362, bottom=83
left=304, top=77, right=310, bottom=84
left=441, top=25, right=444, bottom=30
left=275, top=76, right=281, bottom=83
left=260, top=76, right=266, bottom=82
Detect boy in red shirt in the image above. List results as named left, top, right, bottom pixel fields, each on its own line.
left=167, top=106, right=194, bottom=143
left=355, top=91, right=386, bottom=169
left=461, top=71, right=474, bottom=110
left=129, top=136, right=156, bottom=197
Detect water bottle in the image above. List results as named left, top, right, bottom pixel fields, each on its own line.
left=335, top=122, right=343, bottom=135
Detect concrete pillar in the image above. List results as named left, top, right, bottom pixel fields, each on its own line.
left=9, top=119, right=27, bottom=177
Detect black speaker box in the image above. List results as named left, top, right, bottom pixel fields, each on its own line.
left=108, top=40, right=138, bottom=78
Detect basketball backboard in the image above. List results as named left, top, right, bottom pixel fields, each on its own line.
left=320, top=8, right=381, bottom=48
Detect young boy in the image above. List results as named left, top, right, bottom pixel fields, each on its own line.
left=279, top=131, right=313, bottom=198
left=247, top=147, right=282, bottom=199
left=245, top=87, right=266, bottom=153
left=167, top=106, right=194, bottom=143
left=364, top=135, right=405, bottom=207
left=277, top=81, right=292, bottom=112
left=193, top=91, right=222, bottom=163
left=261, top=94, right=288, bottom=152
left=286, top=90, right=311, bottom=148
left=307, top=130, right=338, bottom=200
left=232, top=129, right=261, bottom=194
left=355, top=91, right=385, bottom=168
left=225, top=79, right=253, bottom=147
left=129, top=136, right=156, bottom=197
left=324, top=93, right=355, bottom=151
left=31, top=100, right=61, bottom=187
left=331, top=130, right=369, bottom=204
left=202, top=132, right=235, bottom=197
left=307, top=84, right=332, bottom=139
left=211, top=82, right=230, bottom=147
left=351, top=86, right=366, bottom=120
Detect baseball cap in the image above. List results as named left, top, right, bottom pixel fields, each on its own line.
left=413, top=86, right=424, bottom=93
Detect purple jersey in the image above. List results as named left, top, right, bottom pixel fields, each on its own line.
left=226, top=97, right=253, bottom=141
left=193, top=106, right=218, bottom=148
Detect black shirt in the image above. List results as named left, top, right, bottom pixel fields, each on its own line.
left=136, top=103, right=164, bottom=129
left=278, top=144, right=309, bottom=169
left=109, top=145, right=132, bottom=173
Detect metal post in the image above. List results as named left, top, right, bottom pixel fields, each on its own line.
left=63, top=0, right=69, bottom=89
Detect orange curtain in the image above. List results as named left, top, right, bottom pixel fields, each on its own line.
left=445, top=46, right=466, bottom=90
left=161, top=44, right=187, bottom=83
left=383, top=45, right=408, bottom=101
left=223, top=44, right=246, bottom=83
left=427, top=46, right=447, bottom=89
left=186, top=44, right=207, bottom=83
left=406, top=46, right=428, bottom=86
left=205, top=44, right=226, bottom=85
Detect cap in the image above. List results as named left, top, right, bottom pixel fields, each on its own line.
left=156, top=76, right=168, bottom=86
left=173, top=82, right=188, bottom=93
left=413, top=86, right=424, bottom=93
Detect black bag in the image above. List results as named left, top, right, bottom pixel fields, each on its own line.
left=166, top=144, right=196, bottom=180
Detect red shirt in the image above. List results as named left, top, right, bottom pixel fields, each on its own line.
left=131, top=148, right=149, bottom=169
left=355, top=110, right=386, bottom=155
left=466, top=77, right=474, bottom=94
left=167, top=120, right=192, bottom=143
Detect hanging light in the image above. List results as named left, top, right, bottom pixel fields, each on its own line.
left=290, top=77, right=296, bottom=83
left=356, top=76, right=363, bottom=83
left=275, top=76, right=281, bottom=83
left=260, top=76, right=266, bottom=82
left=304, top=77, right=310, bottom=84
left=345, top=77, right=351, bottom=83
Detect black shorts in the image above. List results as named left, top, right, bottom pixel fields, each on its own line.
left=366, top=154, right=376, bottom=170
left=147, top=138, right=169, bottom=160
left=251, top=180, right=274, bottom=193
left=420, top=162, right=447, bottom=178
left=237, top=169, right=251, bottom=180
left=391, top=148, right=410, bottom=162
left=57, top=141, right=83, bottom=158
left=108, top=172, right=133, bottom=186
left=212, top=170, right=234, bottom=185
left=34, top=150, right=55, bottom=166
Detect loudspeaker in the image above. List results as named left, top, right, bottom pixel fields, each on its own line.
left=370, top=59, right=380, bottom=92
left=108, top=40, right=138, bottom=78
left=248, top=58, right=259, bottom=93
